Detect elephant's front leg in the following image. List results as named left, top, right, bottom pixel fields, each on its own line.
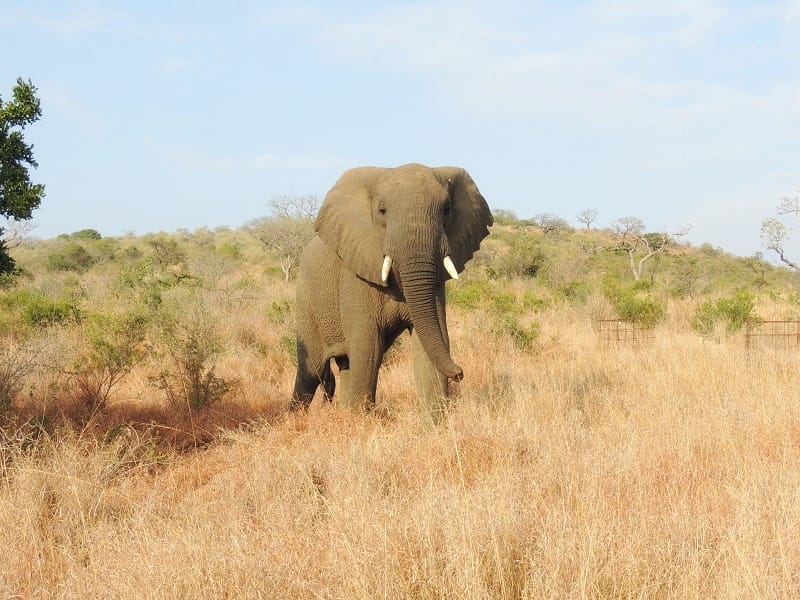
left=340, top=325, right=384, bottom=411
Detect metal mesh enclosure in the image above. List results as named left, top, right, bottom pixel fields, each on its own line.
left=745, top=320, right=800, bottom=350
left=598, top=319, right=655, bottom=347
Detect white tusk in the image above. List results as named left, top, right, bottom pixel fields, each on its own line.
left=443, top=255, right=459, bottom=279
left=381, top=255, right=392, bottom=283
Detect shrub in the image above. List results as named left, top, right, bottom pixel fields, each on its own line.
left=448, top=278, right=540, bottom=352
left=447, top=279, right=493, bottom=310
left=153, top=311, right=234, bottom=409
left=268, top=300, right=293, bottom=324
left=493, top=313, right=540, bottom=352
left=605, top=283, right=666, bottom=327
left=70, top=310, right=150, bottom=406
left=46, top=242, right=94, bottom=273
left=691, top=290, right=756, bottom=336
left=0, top=337, right=42, bottom=408
left=280, top=334, right=298, bottom=363
left=215, top=242, right=243, bottom=260
left=0, top=289, right=82, bottom=329
left=448, top=279, right=526, bottom=315
left=492, top=209, right=520, bottom=226
left=65, top=229, right=102, bottom=240
left=488, top=237, right=547, bottom=279
left=613, top=293, right=665, bottom=327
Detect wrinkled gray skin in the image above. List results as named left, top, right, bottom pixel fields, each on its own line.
left=290, top=163, right=492, bottom=421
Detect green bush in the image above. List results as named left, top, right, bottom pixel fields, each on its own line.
left=0, top=289, right=82, bottom=328
left=605, top=283, right=666, bottom=327
left=488, top=237, right=547, bottom=279
left=268, top=300, right=293, bottom=324
left=448, top=278, right=540, bottom=352
left=448, top=279, right=528, bottom=315
left=63, top=229, right=102, bottom=240
left=215, top=242, right=243, bottom=260
left=280, top=334, right=298, bottom=363
left=447, top=279, right=493, bottom=310
left=46, top=242, right=94, bottom=273
left=691, top=290, right=756, bottom=336
left=554, top=281, right=590, bottom=305
left=153, top=311, right=233, bottom=409
left=70, top=310, right=150, bottom=405
left=493, top=313, right=540, bottom=352
left=522, top=291, right=549, bottom=312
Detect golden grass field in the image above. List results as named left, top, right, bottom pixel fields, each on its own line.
left=2, top=288, right=800, bottom=599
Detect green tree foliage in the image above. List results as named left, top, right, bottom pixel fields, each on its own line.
left=0, top=78, right=45, bottom=274
left=60, top=229, right=102, bottom=240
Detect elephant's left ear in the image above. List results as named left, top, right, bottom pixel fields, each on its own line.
left=435, top=167, right=493, bottom=272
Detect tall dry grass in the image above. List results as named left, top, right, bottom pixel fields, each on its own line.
left=2, top=298, right=800, bottom=598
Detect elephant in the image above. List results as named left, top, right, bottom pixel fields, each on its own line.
left=290, top=163, right=492, bottom=421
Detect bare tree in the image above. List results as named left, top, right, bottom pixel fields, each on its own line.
left=762, top=194, right=800, bottom=270
left=532, top=212, right=570, bottom=235
left=1, top=218, right=36, bottom=248
left=778, top=195, right=800, bottom=216
left=576, top=208, right=599, bottom=229
left=610, top=217, right=691, bottom=280
left=246, top=193, right=321, bottom=281
left=266, top=193, right=321, bottom=221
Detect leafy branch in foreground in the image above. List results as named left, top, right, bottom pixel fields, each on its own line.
left=0, top=78, right=45, bottom=274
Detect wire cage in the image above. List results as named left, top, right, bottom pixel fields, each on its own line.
left=745, top=320, right=800, bottom=351
left=598, top=319, right=655, bottom=348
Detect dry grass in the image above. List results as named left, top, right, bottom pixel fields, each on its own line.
left=2, top=301, right=800, bottom=599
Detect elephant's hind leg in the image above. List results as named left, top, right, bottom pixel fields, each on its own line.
left=290, top=370, right=319, bottom=410
left=321, top=360, right=335, bottom=402
left=290, top=341, right=323, bottom=410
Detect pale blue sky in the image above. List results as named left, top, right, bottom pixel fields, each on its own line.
left=2, top=1, right=799, bottom=258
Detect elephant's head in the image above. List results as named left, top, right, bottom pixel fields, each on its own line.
left=315, top=163, right=493, bottom=382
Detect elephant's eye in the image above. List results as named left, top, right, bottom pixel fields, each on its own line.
left=443, top=204, right=451, bottom=216
left=378, top=202, right=386, bottom=215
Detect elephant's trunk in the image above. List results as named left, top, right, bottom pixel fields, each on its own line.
left=397, top=253, right=463, bottom=382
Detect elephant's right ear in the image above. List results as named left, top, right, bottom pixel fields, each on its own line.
left=315, top=166, right=388, bottom=286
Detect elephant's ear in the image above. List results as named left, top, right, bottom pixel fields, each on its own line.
left=315, top=166, right=388, bottom=286
left=436, top=167, right=493, bottom=272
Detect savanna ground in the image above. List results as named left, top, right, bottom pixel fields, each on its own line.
left=2, top=226, right=800, bottom=598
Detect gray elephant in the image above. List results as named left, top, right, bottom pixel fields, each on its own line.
left=290, top=163, right=492, bottom=420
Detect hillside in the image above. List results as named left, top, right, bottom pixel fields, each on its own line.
left=2, top=223, right=800, bottom=597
